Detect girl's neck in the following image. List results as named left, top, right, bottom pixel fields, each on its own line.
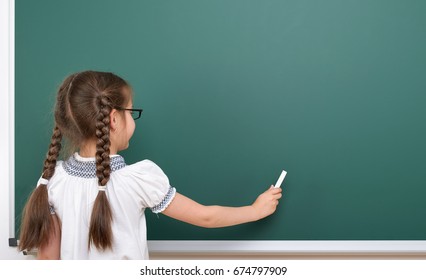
left=78, top=144, right=96, bottom=158
left=79, top=139, right=117, bottom=158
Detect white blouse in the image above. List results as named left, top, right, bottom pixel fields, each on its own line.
left=38, top=153, right=176, bottom=260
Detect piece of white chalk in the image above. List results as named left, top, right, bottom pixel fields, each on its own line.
left=274, top=170, right=287, bottom=188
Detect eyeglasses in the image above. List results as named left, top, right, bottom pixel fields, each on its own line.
left=115, top=107, right=143, bottom=120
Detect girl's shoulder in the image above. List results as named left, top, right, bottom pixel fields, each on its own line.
left=118, top=159, right=170, bottom=186
left=124, top=159, right=166, bottom=177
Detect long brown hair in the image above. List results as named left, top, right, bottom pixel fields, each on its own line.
left=19, top=71, right=131, bottom=252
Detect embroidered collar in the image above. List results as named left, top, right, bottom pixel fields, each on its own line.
left=63, top=153, right=126, bottom=178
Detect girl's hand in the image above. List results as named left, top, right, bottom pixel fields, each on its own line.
left=251, top=186, right=283, bottom=220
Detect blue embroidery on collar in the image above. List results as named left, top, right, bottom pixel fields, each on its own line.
left=62, top=154, right=126, bottom=178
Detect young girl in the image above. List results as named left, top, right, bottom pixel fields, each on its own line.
left=18, top=71, right=283, bottom=260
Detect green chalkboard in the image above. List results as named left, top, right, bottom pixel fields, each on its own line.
left=15, top=0, right=426, bottom=241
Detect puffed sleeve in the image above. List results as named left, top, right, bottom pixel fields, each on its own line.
left=124, top=160, right=176, bottom=213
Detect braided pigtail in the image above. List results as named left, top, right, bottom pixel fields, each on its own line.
left=88, top=95, right=114, bottom=250
left=19, top=126, right=62, bottom=251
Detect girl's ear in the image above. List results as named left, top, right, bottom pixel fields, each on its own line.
left=109, top=109, right=119, bottom=131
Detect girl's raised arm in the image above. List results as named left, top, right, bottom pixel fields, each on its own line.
left=162, top=187, right=282, bottom=228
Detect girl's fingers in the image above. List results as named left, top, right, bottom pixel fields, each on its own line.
left=269, top=187, right=282, bottom=194
left=274, top=193, right=283, bottom=199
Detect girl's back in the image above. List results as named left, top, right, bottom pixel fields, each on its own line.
left=47, top=153, right=174, bottom=259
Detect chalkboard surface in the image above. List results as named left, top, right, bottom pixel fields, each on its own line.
left=15, top=0, right=426, bottom=241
